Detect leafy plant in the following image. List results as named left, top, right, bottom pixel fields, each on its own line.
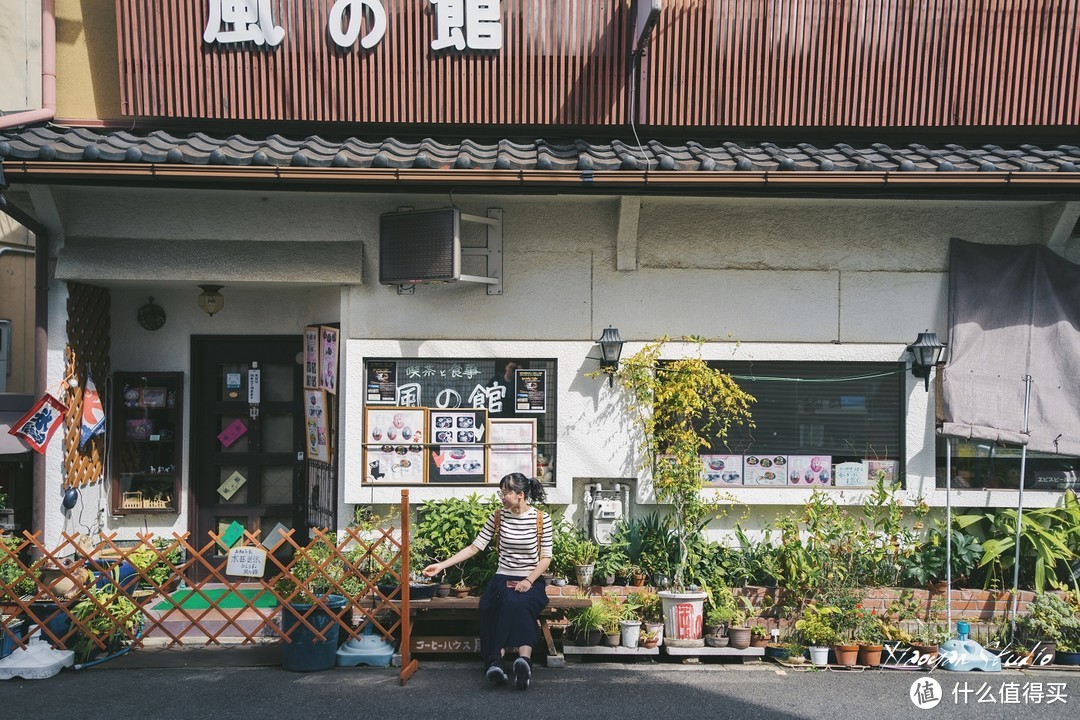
left=795, top=605, right=842, bottom=646
left=0, top=535, right=36, bottom=600
left=905, top=520, right=983, bottom=588
left=273, top=535, right=346, bottom=604
left=128, top=537, right=184, bottom=587
left=1014, top=592, right=1080, bottom=651
left=566, top=602, right=606, bottom=635
left=563, top=529, right=599, bottom=566
left=415, top=493, right=500, bottom=585
left=68, top=583, right=142, bottom=663
left=610, top=337, right=754, bottom=590
left=956, top=490, right=1080, bottom=593
left=627, top=589, right=662, bottom=623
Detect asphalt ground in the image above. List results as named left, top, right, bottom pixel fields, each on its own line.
left=3, top=651, right=1078, bottom=720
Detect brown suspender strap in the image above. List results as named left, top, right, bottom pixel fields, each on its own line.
left=492, top=510, right=545, bottom=556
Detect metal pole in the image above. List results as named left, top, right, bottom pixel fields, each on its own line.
left=1009, top=375, right=1033, bottom=642
left=946, top=436, right=952, bottom=634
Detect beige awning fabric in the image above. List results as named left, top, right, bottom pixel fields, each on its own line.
left=0, top=412, right=32, bottom=455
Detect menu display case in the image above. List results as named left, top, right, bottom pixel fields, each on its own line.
left=111, top=372, right=183, bottom=514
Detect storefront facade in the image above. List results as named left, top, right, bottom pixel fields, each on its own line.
left=2, top=1, right=1079, bottom=547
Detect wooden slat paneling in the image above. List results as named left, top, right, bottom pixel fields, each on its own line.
left=116, top=0, right=628, bottom=127
left=115, top=1, right=1080, bottom=129
left=644, top=0, right=1080, bottom=127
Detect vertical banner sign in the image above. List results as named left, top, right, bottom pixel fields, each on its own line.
left=514, top=369, right=546, bottom=413
left=320, top=326, right=339, bottom=394
left=303, top=326, right=319, bottom=389
left=305, top=389, right=330, bottom=462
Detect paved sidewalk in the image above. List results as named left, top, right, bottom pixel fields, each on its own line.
left=4, top=652, right=1078, bottom=720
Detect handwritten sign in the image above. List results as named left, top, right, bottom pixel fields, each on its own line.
left=411, top=637, right=482, bottom=653
left=217, top=418, right=248, bottom=448
left=834, top=462, right=870, bottom=487
left=218, top=470, right=248, bottom=500
left=226, top=546, right=267, bottom=577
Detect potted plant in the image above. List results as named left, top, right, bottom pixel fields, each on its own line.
left=853, top=605, right=886, bottom=667
left=750, top=624, right=770, bottom=648
left=593, top=546, right=625, bottom=586
left=273, top=534, right=350, bottom=672
left=565, top=530, right=599, bottom=588
left=67, top=581, right=143, bottom=663
left=640, top=627, right=660, bottom=649
left=565, top=602, right=605, bottom=646
left=795, top=605, right=841, bottom=666
left=1015, top=591, right=1080, bottom=663
left=910, top=621, right=949, bottom=660
left=609, top=337, right=754, bottom=647
left=0, top=492, right=13, bottom=533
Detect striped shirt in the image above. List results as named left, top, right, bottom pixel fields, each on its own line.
left=472, top=507, right=553, bottom=578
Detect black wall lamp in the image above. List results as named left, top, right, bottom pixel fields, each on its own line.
left=907, top=330, right=947, bottom=391
left=596, top=326, right=624, bottom=385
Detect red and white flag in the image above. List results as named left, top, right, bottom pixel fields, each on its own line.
left=8, top=393, right=68, bottom=454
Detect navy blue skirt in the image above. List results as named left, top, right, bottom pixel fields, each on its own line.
left=478, top=574, right=549, bottom=663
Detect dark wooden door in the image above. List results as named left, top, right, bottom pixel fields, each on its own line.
left=191, top=336, right=305, bottom=563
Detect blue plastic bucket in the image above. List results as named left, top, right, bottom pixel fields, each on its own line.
left=1, top=617, right=26, bottom=659
left=281, top=595, right=348, bottom=672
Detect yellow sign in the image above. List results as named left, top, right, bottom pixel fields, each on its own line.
left=218, top=470, right=247, bottom=500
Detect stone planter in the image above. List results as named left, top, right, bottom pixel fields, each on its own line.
left=658, top=590, right=706, bottom=647
left=727, top=627, right=751, bottom=650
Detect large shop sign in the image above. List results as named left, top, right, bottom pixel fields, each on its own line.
left=204, top=0, right=503, bottom=51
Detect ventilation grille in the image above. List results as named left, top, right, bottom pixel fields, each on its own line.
left=379, top=209, right=461, bottom=285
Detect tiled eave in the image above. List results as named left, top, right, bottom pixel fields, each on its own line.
left=3, top=126, right=1080, bottom=193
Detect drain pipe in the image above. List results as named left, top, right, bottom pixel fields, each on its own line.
left=0, top=0, right=56, bottom=130
left=0, top=193, right=49, bottom=537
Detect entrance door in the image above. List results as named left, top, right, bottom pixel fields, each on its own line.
left=191, top=336, right=305, bottom=562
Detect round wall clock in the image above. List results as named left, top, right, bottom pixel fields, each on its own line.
left=137, top=297, right=166, bottom=331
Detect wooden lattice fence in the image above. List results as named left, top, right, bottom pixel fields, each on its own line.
left=0, top=494, right=418, bottom=683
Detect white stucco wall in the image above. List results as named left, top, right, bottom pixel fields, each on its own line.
left=36, top=186, right=1070, bottom=543
left=0, top=0, right=41, bottom=112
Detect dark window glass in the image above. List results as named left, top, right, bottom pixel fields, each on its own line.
left=705, top=360, right=906, bottom=468
left=936, top=438, right=1079, bottom=491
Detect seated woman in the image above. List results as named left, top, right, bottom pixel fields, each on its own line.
left=422, top=472, right=552, bottom=690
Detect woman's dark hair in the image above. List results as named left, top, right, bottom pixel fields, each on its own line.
left=500, top=472, right=547, bottom=504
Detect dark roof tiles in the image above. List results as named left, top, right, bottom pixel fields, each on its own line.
left=3, top=127, right=1080, bottom=176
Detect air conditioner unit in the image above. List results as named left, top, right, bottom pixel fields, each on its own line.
left=379, top=208, right=462, bottom=285
left=379, top=208, right=503, bottom=293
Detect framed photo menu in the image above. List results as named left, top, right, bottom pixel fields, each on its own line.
left=428, top=409, right=487, bottom=483
left=487, top=418, right=537, bottom=484
left=363, top=407, right=427, bottom=484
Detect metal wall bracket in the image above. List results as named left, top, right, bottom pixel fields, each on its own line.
left=459, top=208, right=503, bottom=295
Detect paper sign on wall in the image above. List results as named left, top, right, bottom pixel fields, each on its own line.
left=218, top=470, right=248, bottom=500
left=226, top=546, right=267, bottom=577
left=834, top=462, right=870, bottom=487
left=218, top=418, right=248, bottom=448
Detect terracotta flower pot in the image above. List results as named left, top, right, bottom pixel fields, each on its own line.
left=833, top=643, right=860, bottom=666
left=858, top=644, right=884, bottom=667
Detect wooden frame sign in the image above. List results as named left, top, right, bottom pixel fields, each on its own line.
left=363, top=406, right=427, bottom=484
left=429, top=409, right=487, bottom=483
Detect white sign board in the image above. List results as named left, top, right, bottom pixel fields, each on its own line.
left=834, top=462, right=870, bottom=487
left=226, top=546, right=268, bottom=577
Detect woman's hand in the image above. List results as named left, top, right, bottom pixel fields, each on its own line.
left=421, top=563, right=442, bottom=578
left=514, top=578, right=533, bottom=593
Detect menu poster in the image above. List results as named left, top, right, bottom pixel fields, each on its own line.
left=743, top=455, right=788, bottom=485
left=303, top=326, right=319, bottom=389
left=787, top=455, right=832, bottom=485
left=304, top=389, right=329, bottom=462
left=866, top=459, right=897, bottom=485
left=363, top=407, right=427, bottom=484
left=319, top=325, right=339, bottom=395
left=700, top=455, right=743, bottom=486
left=429, top=409, right=487, bottom=482
left=488, top=418, right=537, bottom=484
left=514, top=369, right=547, bottom=413
left=366, top=362, right=398, bottom=404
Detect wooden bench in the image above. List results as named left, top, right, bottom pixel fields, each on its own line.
left=394, top=594, right=592, bottom=668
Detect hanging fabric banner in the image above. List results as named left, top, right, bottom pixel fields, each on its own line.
left=8, top=393, right=69, bottom=454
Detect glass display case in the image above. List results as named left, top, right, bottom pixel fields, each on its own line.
left=111, top=372, right=183, bottom=514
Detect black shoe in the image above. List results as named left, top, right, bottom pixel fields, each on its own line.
left=513, top=657, right=531, bottom=690
left=486, top=661, right=507, bottom=685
